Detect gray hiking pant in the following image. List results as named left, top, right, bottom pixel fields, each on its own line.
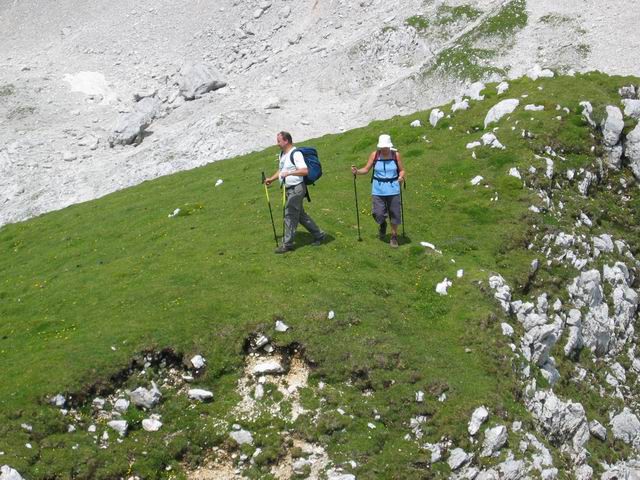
left=283, top=183, right=323, bottom=248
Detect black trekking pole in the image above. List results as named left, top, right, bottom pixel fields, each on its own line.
left=399, top=179, right=406, bottom=238
left=261, top=172, right=279, bottom=246
left=353, top=173, right=362, bottom=242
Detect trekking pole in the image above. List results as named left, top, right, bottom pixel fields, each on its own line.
left=281, top=182, right=286, bottom=241
left=262, top=172, right=279, bottom=246
left=400, top=179, right=406, bottom=238
left=353, top=172, right=362, bottom=242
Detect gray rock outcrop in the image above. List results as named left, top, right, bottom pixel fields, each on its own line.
left=601, top=105, right=624, bottom=170
left=611, top=408, right=640, bottom=445
left=178, top=62, right=226, bottom=100
left=109, top=96, right=161, bottom=147
left=188, top=388, right=214, bottom=401
left=481, top=425, right=508, bottom=457
left=526, top=389, right=589, bottom=462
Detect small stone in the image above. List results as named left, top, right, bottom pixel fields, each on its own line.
left=190, top=354, right=206, bottom=369
left=328, top=310, right=335, bottom=320
left=230, top=429, right=253, bottom=445
left=410, top=119, right=422, bottom=127
left=275, top=320, right=289, bottom=332
left=107, top=420, right=128, bottom=437
left=188, top=389, right=214, bottom=401
left=448, top=448, right=471, bottom=471
left=416, top=391, right=425, bottom=402
left=114, top=398, right=130, bottom=413
left=142, top=417, right=163, bottom=432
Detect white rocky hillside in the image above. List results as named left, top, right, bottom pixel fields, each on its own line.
left=0, top=0, right=639, bottom=227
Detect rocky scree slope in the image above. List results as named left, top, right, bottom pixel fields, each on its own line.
left=0, top=0, right=639, bottom=227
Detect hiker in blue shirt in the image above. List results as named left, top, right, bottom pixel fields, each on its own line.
left=351, top=134, right=405, bottom=248
left=265, top=131, right=326, bottom=254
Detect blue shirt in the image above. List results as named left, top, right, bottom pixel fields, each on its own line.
left=372, top=155, right=400, bottom=196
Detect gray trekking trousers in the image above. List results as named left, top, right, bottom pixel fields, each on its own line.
left=283, top=183, right=323, bottom=248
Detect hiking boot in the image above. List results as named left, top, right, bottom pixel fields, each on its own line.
left=378, top=221, right=387, bottom=239
left=312, top=233, right=326, bottom=246
left=390, top=235, right=399, bottom=248
left=274, top=244, right=293, bottom=254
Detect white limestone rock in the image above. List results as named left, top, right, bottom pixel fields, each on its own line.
left=129, top=382, right=162, bottom=409
left=625, top=123, right=640, bottom=180
left=470, top=175, right=483, bottom=186
left=527, top=64, right=554, bottom=80
left=481, top=132, right=505, bottom=149
left=484, top=99, right=519, bottom=128
left=589, top=419, right=607, bottom=441
left=190, top=354, right=206, bottom=369
left=466, top=82, right=486, bottom=100
left=142, top=416, right=163, bottom=432
left=435, top=278, right=452, bottom=295
left=230, top=429, right=254, bottom=445
left=602, top=105, right=624, bottom=147
left=188, top=388, right=214, bottom=401
left=611, top=408, right=640, bottom=445
left=496, top=82, right=509, bottom=95
left=622, top=99, right=640, bottom=119
left=410, top=119, right=422, bottom=127
left=107, top=420, right=128, bottom=437
left=508, top=167, right=521, bottom=179
left=0, top=466, right=24, bottom=480
left=580, top=101, right=595, bottom=127
left=178, top=62, right=226, bottom=100
left=448, top=447, right=471, bottom=471
left=429, top=108, right=444, bottom=127
left=114, top=398, right=130, bottom=413
left=526, top=389, right=589, bottom=458
left=251, top=359, right=285, bottom=375
left=481, top=425, right=508, bottom=457
left=452, top=98, right=469, bottom=112
left=468, top=406, right=489, bottom=435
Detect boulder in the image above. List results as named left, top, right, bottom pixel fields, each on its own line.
left=190, top=354, right=206, bottom=369
left=0, top=466, right=24, bottom=480
left=466, top=82, right=486, bottom=100
left=526, top=390, right=589, bottom=458
left=452, top=98, right=469, bottom=112
left=497, top=459, right=528, bottom=480
left=602, top=106, right=624, bottom=147
left=178, top=63, right=226, bottom=100
left=622, top=99, right=640, bottom=119
left=251, top=359, right=285, bottom=375
left=468, top=406, right=489, bottom=435
left=496, top=82, right=509, bottom=95
left=625, top=123, right=640, bottom=180
left=589, top=419, right=607, bottom=441
left=481, top=132, right=505, bottom=149
left=142, top=417, right=163, bottom=432
left=429, top=108, right=444, bottom=127
left=580, top=101, right=596, bottom=127
left=448, top=448, right=471, bottom=471
left=188, top=388, right=214, bottom=401
left=619, top=85, right=637, bottom=99
left=107, top=420, right=128, bottom=436
left=481, top=425, right=508, bottom=457
left=230, top=428, right=253, bottom=445
left=108, top=96, right=161, bottom=146
left=113, top=398, right=130, bottom=413
left=484, top=99, right=519, bottom=128
left=601, top=460, right=640, bottom=480
left=611, top=408, right=640, bottom=444
left=129, top=382, right=162, bottom=409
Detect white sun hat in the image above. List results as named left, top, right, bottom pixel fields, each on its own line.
left=377, top=134, right=393, bottom=149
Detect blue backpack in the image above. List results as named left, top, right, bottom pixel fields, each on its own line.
left=290, top=147, right=322, bottom=185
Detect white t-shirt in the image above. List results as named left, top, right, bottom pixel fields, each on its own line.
left=279, top=148, right=307, bottom=187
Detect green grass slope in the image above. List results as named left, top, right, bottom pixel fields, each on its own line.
left=1, top=72, right=638, bottom=479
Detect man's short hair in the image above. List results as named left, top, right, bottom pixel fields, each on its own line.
left=278, top=131, right=293, bottom=144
